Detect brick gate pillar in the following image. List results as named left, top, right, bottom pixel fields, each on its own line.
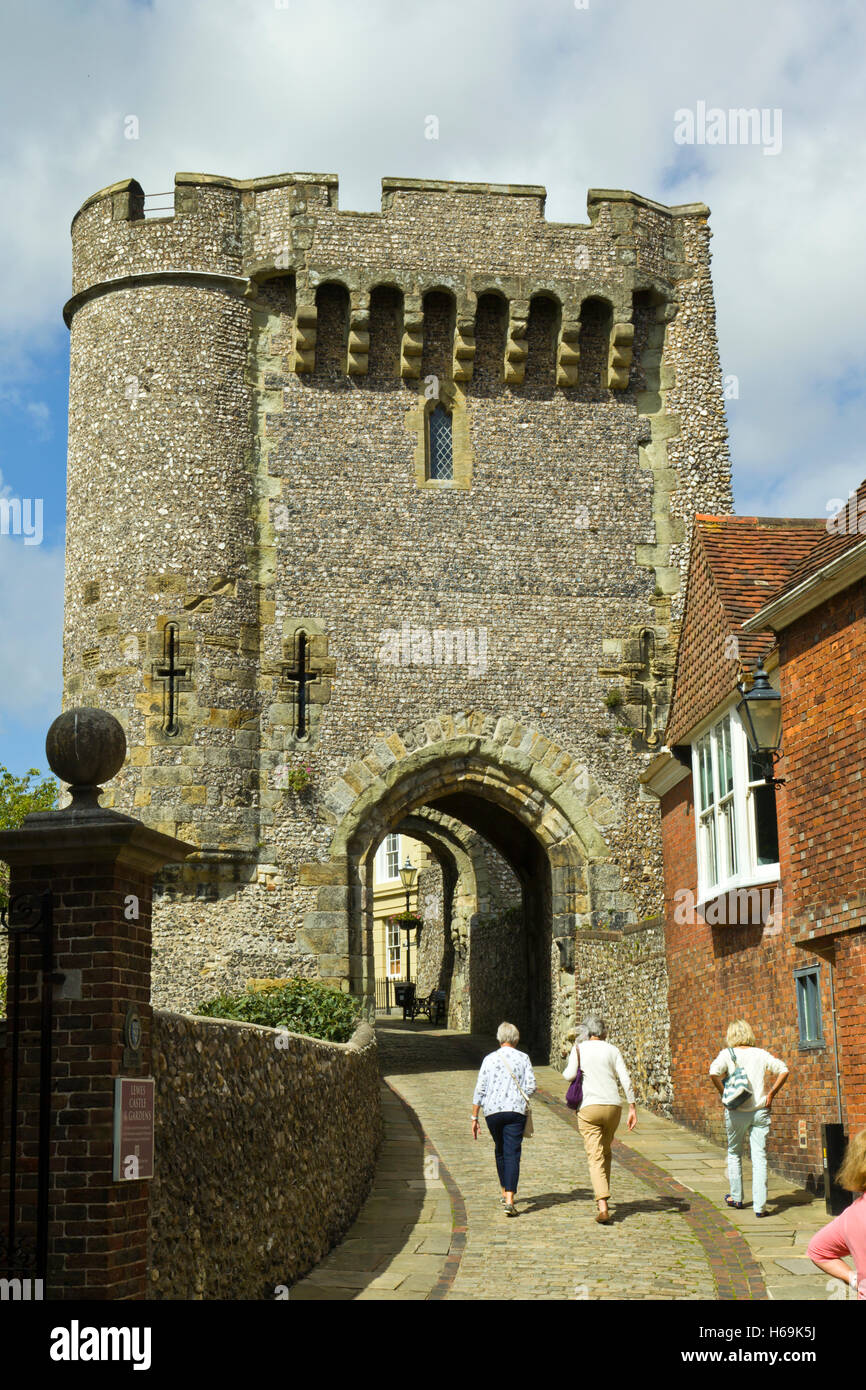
left=0, top=708, right=192, bottom=1299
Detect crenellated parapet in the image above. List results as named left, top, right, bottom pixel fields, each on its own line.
left=66, top=173, right=715, bottom=394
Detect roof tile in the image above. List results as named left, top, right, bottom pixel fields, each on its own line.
left=665, top=515, right=825, bottom=745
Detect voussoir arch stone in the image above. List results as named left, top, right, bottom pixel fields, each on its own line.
left=323, top=714, right=613, bottom=864
left=300, top=712, right=627, bottom=999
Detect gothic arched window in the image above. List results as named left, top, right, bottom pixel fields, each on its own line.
left=427, top=404, right=453, bottom=480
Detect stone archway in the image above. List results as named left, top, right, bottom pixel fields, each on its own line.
left=394, top=807, right=523, bottom=1033
left=300, top=710, right=631, bottom=1061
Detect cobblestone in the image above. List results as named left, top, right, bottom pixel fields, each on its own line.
left=293, top=1021, right=840, bottom=1302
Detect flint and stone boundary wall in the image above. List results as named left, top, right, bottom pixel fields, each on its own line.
left=573, top=916, right=672, bottom=1114
left=148, top=1012, right=381, bottom=1299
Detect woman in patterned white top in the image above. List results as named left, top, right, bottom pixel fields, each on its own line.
left=471, top=1022, right=537, bottom=1216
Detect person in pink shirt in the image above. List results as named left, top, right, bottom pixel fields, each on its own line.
left=807, top=1128, right=866, bottom=1300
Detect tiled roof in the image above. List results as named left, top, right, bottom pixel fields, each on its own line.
left=756, top=478, right=866, bottom=606
left=665, top=515, right=825, bottom=745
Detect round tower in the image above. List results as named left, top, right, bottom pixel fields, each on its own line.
left=64, top=176, right=260, bottom=908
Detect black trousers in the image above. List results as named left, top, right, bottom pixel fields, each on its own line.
left=485, top=1110, right=526, bottom=1193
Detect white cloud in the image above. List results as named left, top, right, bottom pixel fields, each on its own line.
left=0, top=0, right=864, bottom=514
left=25, top=401, right=52, bottom=441
left=0, top=467, right=63, bottom=728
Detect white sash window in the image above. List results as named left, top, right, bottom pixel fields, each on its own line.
left=374, top=832, right=401, bottom=883
left=386, top=917, right=402, bottom=979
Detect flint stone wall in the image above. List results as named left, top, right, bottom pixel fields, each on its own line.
left=416, top=860, right=447, bottom=997
left=573, top=916, right=672, bottom=1114
left=64, top=173, right=732, bottom=1032
left=148, top=1010, right=381, bottom=1299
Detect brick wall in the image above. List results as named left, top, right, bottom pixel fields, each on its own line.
left=659, top=774, right=840, bottom=1189
left=0, top=807, right=189, bottom=1299
left=835, top=930, right=866, bottom=1133
left=776, top=579, right=866, bottom=1137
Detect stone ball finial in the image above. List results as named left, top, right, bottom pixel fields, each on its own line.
left=45, top=707, right=127, bottom=809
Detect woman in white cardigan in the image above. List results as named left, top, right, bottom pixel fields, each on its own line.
left=563, top=1014, right=637, bottom=1223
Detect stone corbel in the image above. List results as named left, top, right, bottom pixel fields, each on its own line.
left=605, top=321, right=634, bottom=389
left=452, top=297, right=477, bottom=383
left=401, top=296, right=424, bottom=379
left=504, top=299, right=530, bottom=385
left=293, top=300, right=317, bottom=374
left=556, top=320, right=581, bottom=388
left=554, top=935, right=575, bottom=973
left=347, top=293, right=370, bottom=376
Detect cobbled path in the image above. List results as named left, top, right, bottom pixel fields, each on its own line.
left=379, top=1022, right=715, bottom=1301
left=294, top=1020, right=829, bottom=1301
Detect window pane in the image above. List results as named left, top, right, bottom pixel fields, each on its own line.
left=428, top=406, right=453, bottom=480
left=797, top=971, right=821, bottom=1043
left=385, top=833, right=399, bottom=879
left=719, top=718, right=735, bottom=796
left=748, top=751, right=765, bottom=782
left=721, top=799, right=738, bottom=877
left=796, top=976, right=806, bottom=1039
left=701, top=813, right=717, bottom=887
left=806, top=975, right=819, bottom=1039
left=698, top=737, right=715, bottom=810
left=753, top=781, right=779, bottom=865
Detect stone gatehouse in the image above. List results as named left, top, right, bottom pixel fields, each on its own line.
left=61, top=170, right=731, bottom=1063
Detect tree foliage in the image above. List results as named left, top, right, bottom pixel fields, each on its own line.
left=0, top=766, right=58, bottom=911
left=0, top=765, right=57, bottom=1016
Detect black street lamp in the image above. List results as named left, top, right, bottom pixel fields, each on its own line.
left=398, top=855, right=419, bottom=981
left=736, top=658, right=783, bottom=782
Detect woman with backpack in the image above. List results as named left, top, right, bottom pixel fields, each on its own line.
left=709, top=1019, right=789, bottom=1218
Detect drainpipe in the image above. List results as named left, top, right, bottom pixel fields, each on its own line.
left=828, top=953, right=844, bottom=1126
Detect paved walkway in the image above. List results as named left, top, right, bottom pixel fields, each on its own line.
left=292, top=1022, right=844, bottom=1301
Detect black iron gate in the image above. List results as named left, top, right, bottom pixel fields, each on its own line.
left=0, top=892, right=54, bottom=1284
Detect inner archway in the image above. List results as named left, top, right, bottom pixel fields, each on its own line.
left=308, top=712, right=625, bottom=1063
left=368, top=786, right=553, bottom=1055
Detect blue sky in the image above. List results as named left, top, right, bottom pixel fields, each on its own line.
left=1, top=0, right=865, bottom=775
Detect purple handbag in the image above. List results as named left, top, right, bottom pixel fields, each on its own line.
left=565, top=1048, right=583, bottom=1110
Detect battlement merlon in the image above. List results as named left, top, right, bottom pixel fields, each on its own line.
left=67, top=172, right=715, bottom=318
left=70, top=173, right=711, bottom=226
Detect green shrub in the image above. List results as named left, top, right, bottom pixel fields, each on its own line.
left=196, top=978, right=360, bottom=1043
left=604, top=687, right=623, bottom=710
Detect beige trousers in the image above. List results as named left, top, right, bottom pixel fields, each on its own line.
left=577, top=1104, right=622, bottom=1200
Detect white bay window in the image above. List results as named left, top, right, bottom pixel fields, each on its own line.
left=692, top=709, right=779, bottom=901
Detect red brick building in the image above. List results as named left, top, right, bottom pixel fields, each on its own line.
left=643, top=497, right=866, bottom=1188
